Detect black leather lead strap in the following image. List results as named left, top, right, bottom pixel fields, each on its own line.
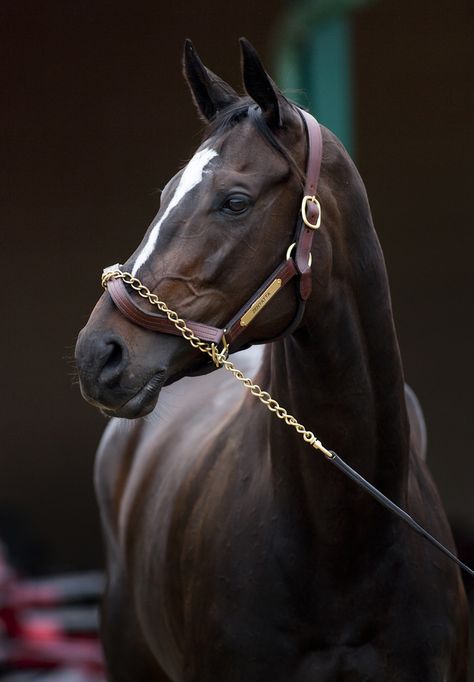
left=326, top=451, right=474, bottom=577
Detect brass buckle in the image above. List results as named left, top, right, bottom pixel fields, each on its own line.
left=211, top=334, right=229, bottom=367
left=301, top=195, right=321, bottom=230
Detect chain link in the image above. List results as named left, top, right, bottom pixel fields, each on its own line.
left=101, top=269, right=334, bottom=460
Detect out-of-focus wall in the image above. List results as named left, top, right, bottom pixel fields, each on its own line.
left=353, top=0, right=473, bottom=533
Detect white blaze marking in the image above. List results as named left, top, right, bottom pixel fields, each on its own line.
left=132, top=147, right=218, bottom=275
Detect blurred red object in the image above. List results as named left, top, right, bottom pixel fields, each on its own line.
left=0, top=542, right=105, bottom=680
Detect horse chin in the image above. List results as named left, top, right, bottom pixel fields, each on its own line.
left=95, top=372, right=166, bottom=419
left=97, top=357, right=217, bottom=419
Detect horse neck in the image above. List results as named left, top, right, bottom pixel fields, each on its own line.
left=266, top=141, right=410, bottom=543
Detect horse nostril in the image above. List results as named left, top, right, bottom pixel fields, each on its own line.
left=105, top=341, right=123, bottom=369
left=100, top=338, right=128, bottom=387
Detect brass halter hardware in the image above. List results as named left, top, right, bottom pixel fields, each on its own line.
left=301, top=195, right=322, bottom=229
left=210, top=334, right=229, bottom=367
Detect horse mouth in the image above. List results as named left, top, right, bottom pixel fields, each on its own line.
left=100, top=372, right=166, bottom=419
left=98, top=355, right=217, bottom=419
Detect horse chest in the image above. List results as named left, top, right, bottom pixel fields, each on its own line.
left=99, top=401, right=461, bottom=682
left=125, top=487, right=454, bottom=682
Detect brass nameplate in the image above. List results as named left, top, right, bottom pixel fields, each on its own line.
left=240, top=278, right=282, bottom=327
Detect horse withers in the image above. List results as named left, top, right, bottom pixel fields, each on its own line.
left=75, top=39, right=469, bottom=681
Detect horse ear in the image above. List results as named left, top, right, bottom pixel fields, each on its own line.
left=183, top=39, right=239, bottom=122
left=240, top=37, right=284, bottom=128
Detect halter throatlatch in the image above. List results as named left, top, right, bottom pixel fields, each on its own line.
left=101, top=109, right=474, bottom=579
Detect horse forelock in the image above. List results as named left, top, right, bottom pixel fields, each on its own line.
left=205, top=98, right=305, bottom=187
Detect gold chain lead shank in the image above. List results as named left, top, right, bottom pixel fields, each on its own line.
left=101, top=269, right=334, bottom=460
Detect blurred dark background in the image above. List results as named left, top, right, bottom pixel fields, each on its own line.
left=0, top=0, right=472, bottom=630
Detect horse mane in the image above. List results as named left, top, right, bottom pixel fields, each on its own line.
left=204, top=98, right=305, bottom=187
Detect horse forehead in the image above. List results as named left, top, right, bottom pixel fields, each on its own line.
left=166, top=139, right=266, bottom=197
left=164, top=146, right=218, bottom=194
left=216, top=126, right=273, bottom=166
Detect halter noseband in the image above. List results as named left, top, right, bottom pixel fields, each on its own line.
left=103, top=109, right=323, bottom=357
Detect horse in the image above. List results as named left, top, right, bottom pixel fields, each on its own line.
left=75, top=38, right=469, bottom=681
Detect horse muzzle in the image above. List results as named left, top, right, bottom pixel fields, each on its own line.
left=74, top=326, right=164, bottom=417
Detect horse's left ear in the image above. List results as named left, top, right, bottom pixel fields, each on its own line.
left=183, top=39, right=239, bottom=122
left=240, top=38, right=286, bottom=128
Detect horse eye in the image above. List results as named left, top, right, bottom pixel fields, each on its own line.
left=222, top=195, right=250, bottom=215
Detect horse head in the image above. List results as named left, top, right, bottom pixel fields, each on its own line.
left=75, top=39, right=317, bottom=418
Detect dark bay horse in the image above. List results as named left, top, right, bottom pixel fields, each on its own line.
left=75, top=39, right=469, bottom=680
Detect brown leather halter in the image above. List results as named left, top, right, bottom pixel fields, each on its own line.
left=104, top=109, right=322, bottom=354
left=101, top=109, right=474, bottom=579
